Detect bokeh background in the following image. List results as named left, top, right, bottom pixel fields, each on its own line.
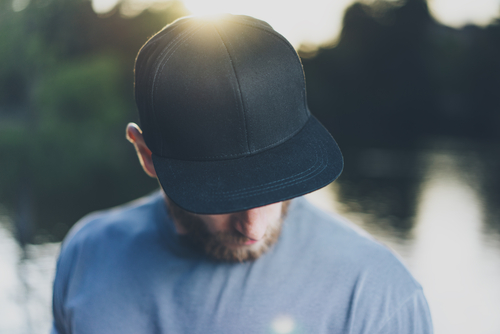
left=1, top=0, right=500, bottom=333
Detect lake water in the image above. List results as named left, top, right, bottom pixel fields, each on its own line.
left=1, top=142, right=500, bottom=334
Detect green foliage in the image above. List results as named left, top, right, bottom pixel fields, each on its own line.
left=0, top=0, right=187, bottom=240
left=37, top=55, right=125, bottom=126
left=2, top=0, right=499, bottom=241
left=32, top=54, right=128, bottom=188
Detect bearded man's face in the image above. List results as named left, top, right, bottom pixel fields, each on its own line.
left=165, top=198, right=290, bottom=262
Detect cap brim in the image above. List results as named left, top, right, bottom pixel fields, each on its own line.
left=152, top=115, right=343, bottom=214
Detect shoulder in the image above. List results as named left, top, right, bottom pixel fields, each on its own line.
left=53, top=190, right=166, bottom=296
left=287, top=197, right=402, bottom=261
left=59, top=191, right=164, bottom=258
left=285, top=197, right=431, bottom=332
left=288, top=196, right=377, bottom=246
left=52, top=191, right=166, bottom=334
left=288, top=197, right=423, bottom=294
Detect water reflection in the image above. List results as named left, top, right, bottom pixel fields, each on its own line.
left=0, top=216, right=58, bottom=334
left=481, top=150, right=500, bottom=235
left=325, top=148, right=421, bottom=247
left=410, top=150, right=500, bottom=334
left=1, top=144, right=500, bottom=334
left=307, top=143, right=500, bottom=334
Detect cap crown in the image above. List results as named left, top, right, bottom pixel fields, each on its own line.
left=135, top=15, right=310, bottom=161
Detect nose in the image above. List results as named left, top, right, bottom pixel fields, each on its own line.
left=233, top=207, right=269, bottom=241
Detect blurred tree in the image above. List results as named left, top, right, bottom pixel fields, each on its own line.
left=0, top=0, right=187, bottom=241
left=303, top=0, right=500, bottom=148
left=1, top=0, right=499, bottom=242
left=461, top=23, right=500, bottom=139
left=303, top=0, right=438, bottom=149
left=301, top=0, right=500, bottom=235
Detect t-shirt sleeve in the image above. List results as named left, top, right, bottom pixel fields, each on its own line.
left=51, top=252, right=70, bottom=334
left=375, top=289, right=433, bottom=334
left=50, top=321, right=63, bottom=334
left=51, top=219, right=87, bottom=334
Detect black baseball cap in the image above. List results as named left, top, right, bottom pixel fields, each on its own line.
left=134, top=14, right=343, bottom=214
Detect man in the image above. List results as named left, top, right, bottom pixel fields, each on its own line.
left=51, top=14, right=433, bottom=334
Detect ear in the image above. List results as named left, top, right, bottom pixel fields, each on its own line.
left=126, top=123, right=157, bottom=178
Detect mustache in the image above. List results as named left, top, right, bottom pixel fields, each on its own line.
left=210, top=231, right=250, bottom=245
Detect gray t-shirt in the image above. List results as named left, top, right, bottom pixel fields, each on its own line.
left=52, top=191, right=433, bottom=334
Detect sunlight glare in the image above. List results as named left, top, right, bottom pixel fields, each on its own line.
left=11, top=0, right=30, bottom=11
left=90, top=0, right=500, bottom=47
left=428, top=0, right=499, bottom=27
left=181, top=0, right=352, bottom=48
left=92, top=0, right=120, bottom=14
left=271, top=314, right=296, bottom=334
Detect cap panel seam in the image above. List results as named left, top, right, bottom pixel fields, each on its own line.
left=246, top=114, right=309, bottom=156
left=157, top=118, right=334, bottom=195
left=221, top=21, right=299, bottom=68
left=149, top=18, right=308, bottom=160
left=136, top=23, right=186, bottom=152
left=204, top=26, right=311, bottom=157
left=222, top=20, right=310, bottom=120
left=140, top=21, right=185, bottom=57
left=151, top=22, right=207, bottom=155
left=212, top=23, right=250, bottom=154
left=156, top=114, right=310, bottom=160
left=211, top=135, right=328, bottom=197
left=147, top=23, right=197, bottom=154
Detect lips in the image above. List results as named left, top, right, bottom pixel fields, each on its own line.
left=224, top=239, right=258, bottom=249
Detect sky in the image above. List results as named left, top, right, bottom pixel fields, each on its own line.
left=89, top=0, right=500, bottom=49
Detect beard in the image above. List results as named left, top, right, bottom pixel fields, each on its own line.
left=165, top=198, right=290, bottom=262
